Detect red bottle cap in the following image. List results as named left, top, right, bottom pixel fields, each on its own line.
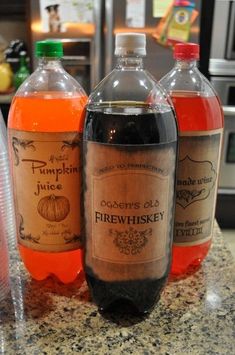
left=174, top=0, right=193, bottom=6
left=174, top=43, right=200, bottom=60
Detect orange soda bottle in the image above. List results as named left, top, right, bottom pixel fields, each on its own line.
left=160, top=43, right=224, bottom=276
left=8, top=41, right=87, bottom=283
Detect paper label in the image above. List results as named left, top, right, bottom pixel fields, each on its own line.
left=174, top=129, right=223, bottom=246
left=126, top=0, right=146, bottom=28
left=84, top=141, right=177, bottom=281
left=39, top=0, right=94, bottom=33
left=167, top=7, right=192, bottom=43
left=153, top=0, right=172, bottom=18
left=9, top=129, right=83, bottom=252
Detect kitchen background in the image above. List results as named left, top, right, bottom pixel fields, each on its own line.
left=0, top=0, right=234, bottom=254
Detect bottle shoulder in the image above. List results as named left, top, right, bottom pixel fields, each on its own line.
left=15, top=66, right=86, bottom=97
left=88, top=68, right=172, bottom=110
left=160, top=67, right=217, bottom=97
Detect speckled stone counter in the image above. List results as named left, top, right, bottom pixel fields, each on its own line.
left=0, top=223, right=234, bottom=355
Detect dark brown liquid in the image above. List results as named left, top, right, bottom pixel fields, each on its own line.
left=84, top=104, right=177, bottom=144
left=83, top=103, right=177, bottom=314
left=86, top=267, right=167, bottom=314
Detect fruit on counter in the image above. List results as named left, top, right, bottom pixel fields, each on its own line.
left=0, top=63, right=13, bottom=93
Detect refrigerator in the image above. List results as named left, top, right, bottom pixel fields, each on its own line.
left=28, top=0, right=209, bottom=93
left=102, top=0, right=202, bottom=80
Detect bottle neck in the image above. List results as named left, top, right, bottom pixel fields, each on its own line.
left=20, top=55, right=26, bottom=67
left=116, top=56, right=144, bottom=70
left=175, top=59, right=198, bottom=70
left=38, top=57, right=63, bottom=70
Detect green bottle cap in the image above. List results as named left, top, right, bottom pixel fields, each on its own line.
left=35, top=40, right=63, bottom=58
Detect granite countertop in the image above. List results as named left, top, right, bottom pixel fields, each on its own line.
left=0, top=222, right=234, bottom=355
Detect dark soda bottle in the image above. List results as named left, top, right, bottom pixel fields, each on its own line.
left=83, top=33, right=178, bottom=313
left=160, top=43, right=224, bottom=276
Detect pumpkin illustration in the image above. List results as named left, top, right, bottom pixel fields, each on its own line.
left=37, top=195, right=70, bottom=222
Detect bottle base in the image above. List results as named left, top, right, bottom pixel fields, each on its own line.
left=19, top=244, right=83, bottom=284
left=27, top=270, right=81, bottom=284
left=170, top=240, right=211, bottom=278
left=86, top=269, right=168, bottom=314
left=170, top=263, right=201, bottom=280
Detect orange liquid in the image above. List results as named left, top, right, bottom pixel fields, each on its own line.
left=170, top=94, right=224, bottom=276
left=8, top=93, right=87, bottom=283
